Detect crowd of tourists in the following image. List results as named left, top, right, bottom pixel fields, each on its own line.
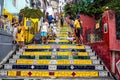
left=0, top=13, right=84, bottom=51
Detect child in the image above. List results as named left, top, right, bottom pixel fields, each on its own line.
left=50, top=20, right=57, bottom=40
left=67, top=32, right=74, bottom=44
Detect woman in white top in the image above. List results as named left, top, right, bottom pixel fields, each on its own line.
left=40, top=19, right=49, bottom=44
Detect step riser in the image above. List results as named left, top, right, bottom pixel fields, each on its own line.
left=12, top=55, right=97, bottom=60
left=9, top=59, right=101, bottom=65
left=0, top=70, right=109, bottom=78
left=0, top=78, right=114, bottom=80
left=16, top=52, right=95, bottom=56
left=4, top=64, right=104, bottom=70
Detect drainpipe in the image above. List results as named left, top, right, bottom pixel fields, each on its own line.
left=111, top=51, right=115, bottom=73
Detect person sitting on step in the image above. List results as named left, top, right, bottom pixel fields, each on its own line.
left=67, top=32, right=75, bottom=44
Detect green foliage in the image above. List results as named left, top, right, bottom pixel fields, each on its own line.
left=64, top=0, right=120, bottom=20
left=19, top=7, right=44, bottom=19
left=64, top=0, right=120, bottom=39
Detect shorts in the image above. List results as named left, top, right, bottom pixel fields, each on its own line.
left=41, top=31, right=47, bottom=37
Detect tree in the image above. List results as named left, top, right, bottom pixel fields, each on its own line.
left=19, top=7, right=44, bottom=19
left=64, top=0, right=120, bottom=20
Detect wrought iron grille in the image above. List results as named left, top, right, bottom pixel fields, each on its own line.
left=86, top=25, right=103, bottom=43
left=116, top=12, right=120, bottom=40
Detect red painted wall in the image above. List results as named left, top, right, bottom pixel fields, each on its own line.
left=81, top=10, right=120, bottom=79
left=79, top=14, right=112, bottom=70
left=107, top=10, right=120, bottom=50
left=80, top=14, right=96, bottom=43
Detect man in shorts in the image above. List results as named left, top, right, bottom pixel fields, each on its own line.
left=74, top=15, right=82, bottom=45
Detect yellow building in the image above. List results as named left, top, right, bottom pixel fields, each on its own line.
left=3, top=0, right=39, bottom=43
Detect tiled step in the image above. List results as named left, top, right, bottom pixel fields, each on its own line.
left=15, top=52, right=95, bottom=57
left=27, top=45, right=84, bottom=49
left=8, top=59, right=101, bottom=65
left=12, top=55, right=97, bottom=60
left=25, top=49, right=86, bottom=52
left=47, top=40, right=76, bottom=44
left=4, top=64, right=105, bottom=70
left=0, top=78, right=114, bottom=80
left=0, top=21, right=114, bottom=80
left=13, top=51, right=97, bottom=59
left=0, top=70, right=110, bottom=78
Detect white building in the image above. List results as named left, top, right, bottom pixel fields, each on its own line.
left=4, top=0, right=31, bottom=17
left=58, top=0, right=67, bottom=13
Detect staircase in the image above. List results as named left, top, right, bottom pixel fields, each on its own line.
left=0, top=26, right=114, bottom=80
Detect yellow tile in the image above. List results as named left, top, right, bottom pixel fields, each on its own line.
left=48, top=40, right=55, bottom=42
left=37, top=60, right=50, bottom=64
left=16, top=59, right=34, bottom=64
left=23, top=52, right=52, bottom=56
left=77, top=52, right=88, bottom=56
left=76, top=71, right=98, bottom=77
left=27, top=46, right=33, bottom=49
left=57, top=60, right=70, bottom=64
left=54, top=71, right=98, bottom=77
left=55, top=71, right=73, bottom=77
left=21, top=71, right=29, bottom=77
left=28, top=45, right=51, bottom=49
left=41, top=45, right=50, bottom=49
left=59, top=40, right=69, bottom=42
left=76, top=46, right=85, bottom=49
left=73, top=60, right=92, bottom=65
left=58, top=35, right=68, bottom=37
left=57, top=52, right=71, bottom=55
left=64, top=72, right=73, bottom=77
left=8, top=71, right=16, bottom=76
left=69, top=45, right=76, bottom=48
left=60, top=45, right=69, bottom=49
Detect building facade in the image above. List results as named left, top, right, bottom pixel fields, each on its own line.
left=3, top=0, right=31, bottom=18
left=0, top=0, right=4, bottom=16
left=59, top=0, right=67, bottom=13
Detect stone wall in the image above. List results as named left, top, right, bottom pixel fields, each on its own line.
left=0, top=30, right=13, bottom=62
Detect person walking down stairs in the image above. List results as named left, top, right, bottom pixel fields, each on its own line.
left=40, top=19, right=49, bottom=44
left=50, top=20, right=57, bottom=40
